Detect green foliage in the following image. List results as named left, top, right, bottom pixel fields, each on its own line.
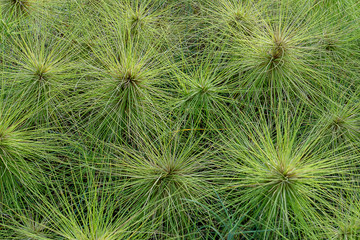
left=76, top=24, right=169, bottom=143
left=216, top=104, right=357, bottom=238
left=2, top=28, right=79, bottom=127
left=0, top=0, right=33, bottom=18
left=170, top=45, right=235, bottom=129
left=0, top=91, right=58, bottom=206
left=0, top=0, right=359, bottom=239
left=103, top=129, right=215, bottom=238
left=1, top=161, right=153, bottom=239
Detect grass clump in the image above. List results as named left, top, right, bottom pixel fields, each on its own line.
left=216, top=104, right=358, bottom=239
left=104, top=129, right=215, bottom=238
left=76, top=25, right=168, bottom=143
left=170, top=46, right=235, bottom=129
left=3, top=29, right=79, bottom=127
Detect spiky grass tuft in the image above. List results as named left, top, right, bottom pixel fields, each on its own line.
left=316, top=90, right=360, bottom=144
left=3, top=29, right=79, bottom=127
left=217, top=104, right=357, bottom=239
left=76, top=24, right=169, bottom=143
left=170, top=45, right=235, bottom=129
left=104, top=129, right=215, bottom=238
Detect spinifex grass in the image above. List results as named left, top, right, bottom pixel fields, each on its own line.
left=310, top=1, right=360, bottom=92
left=97, top=0, right=175, bottom=43
left=216, top=103, right=358, bottom=239
left=313, top=85, right=360, bottom=145
left=0, top=90, right=58, bottom=205
left=1, top=156, right=154, bottom=240
left=202, top=0, right=360, bottom=107
left=201, top=0, right=264, bottom=38
left=103, top=127, right=216, bottom=238
left=170, top=45, right=235, bottom=129
left=77, top=23, right=169, bottom=144
left=3, top=28, right=79, bottom=127
left=0, top=0, right=359, bottom=239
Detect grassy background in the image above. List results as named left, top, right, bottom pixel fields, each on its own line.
left=0, top=0, right=360, bottom=239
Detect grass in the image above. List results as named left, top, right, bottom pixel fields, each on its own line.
left=169, top=45, right=235, bottom=129
left=102, top=127, right=215, bottom=238
left=2, top=27, right=79, bottom=127
left=215, top=103, right=357, bottom=238
left=0, top=0, right=359, bottom=239
left=0, top=89, right=60, bottom=209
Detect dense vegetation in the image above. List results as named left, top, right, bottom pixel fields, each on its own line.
left=0, top=0, right=359, bottom=239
